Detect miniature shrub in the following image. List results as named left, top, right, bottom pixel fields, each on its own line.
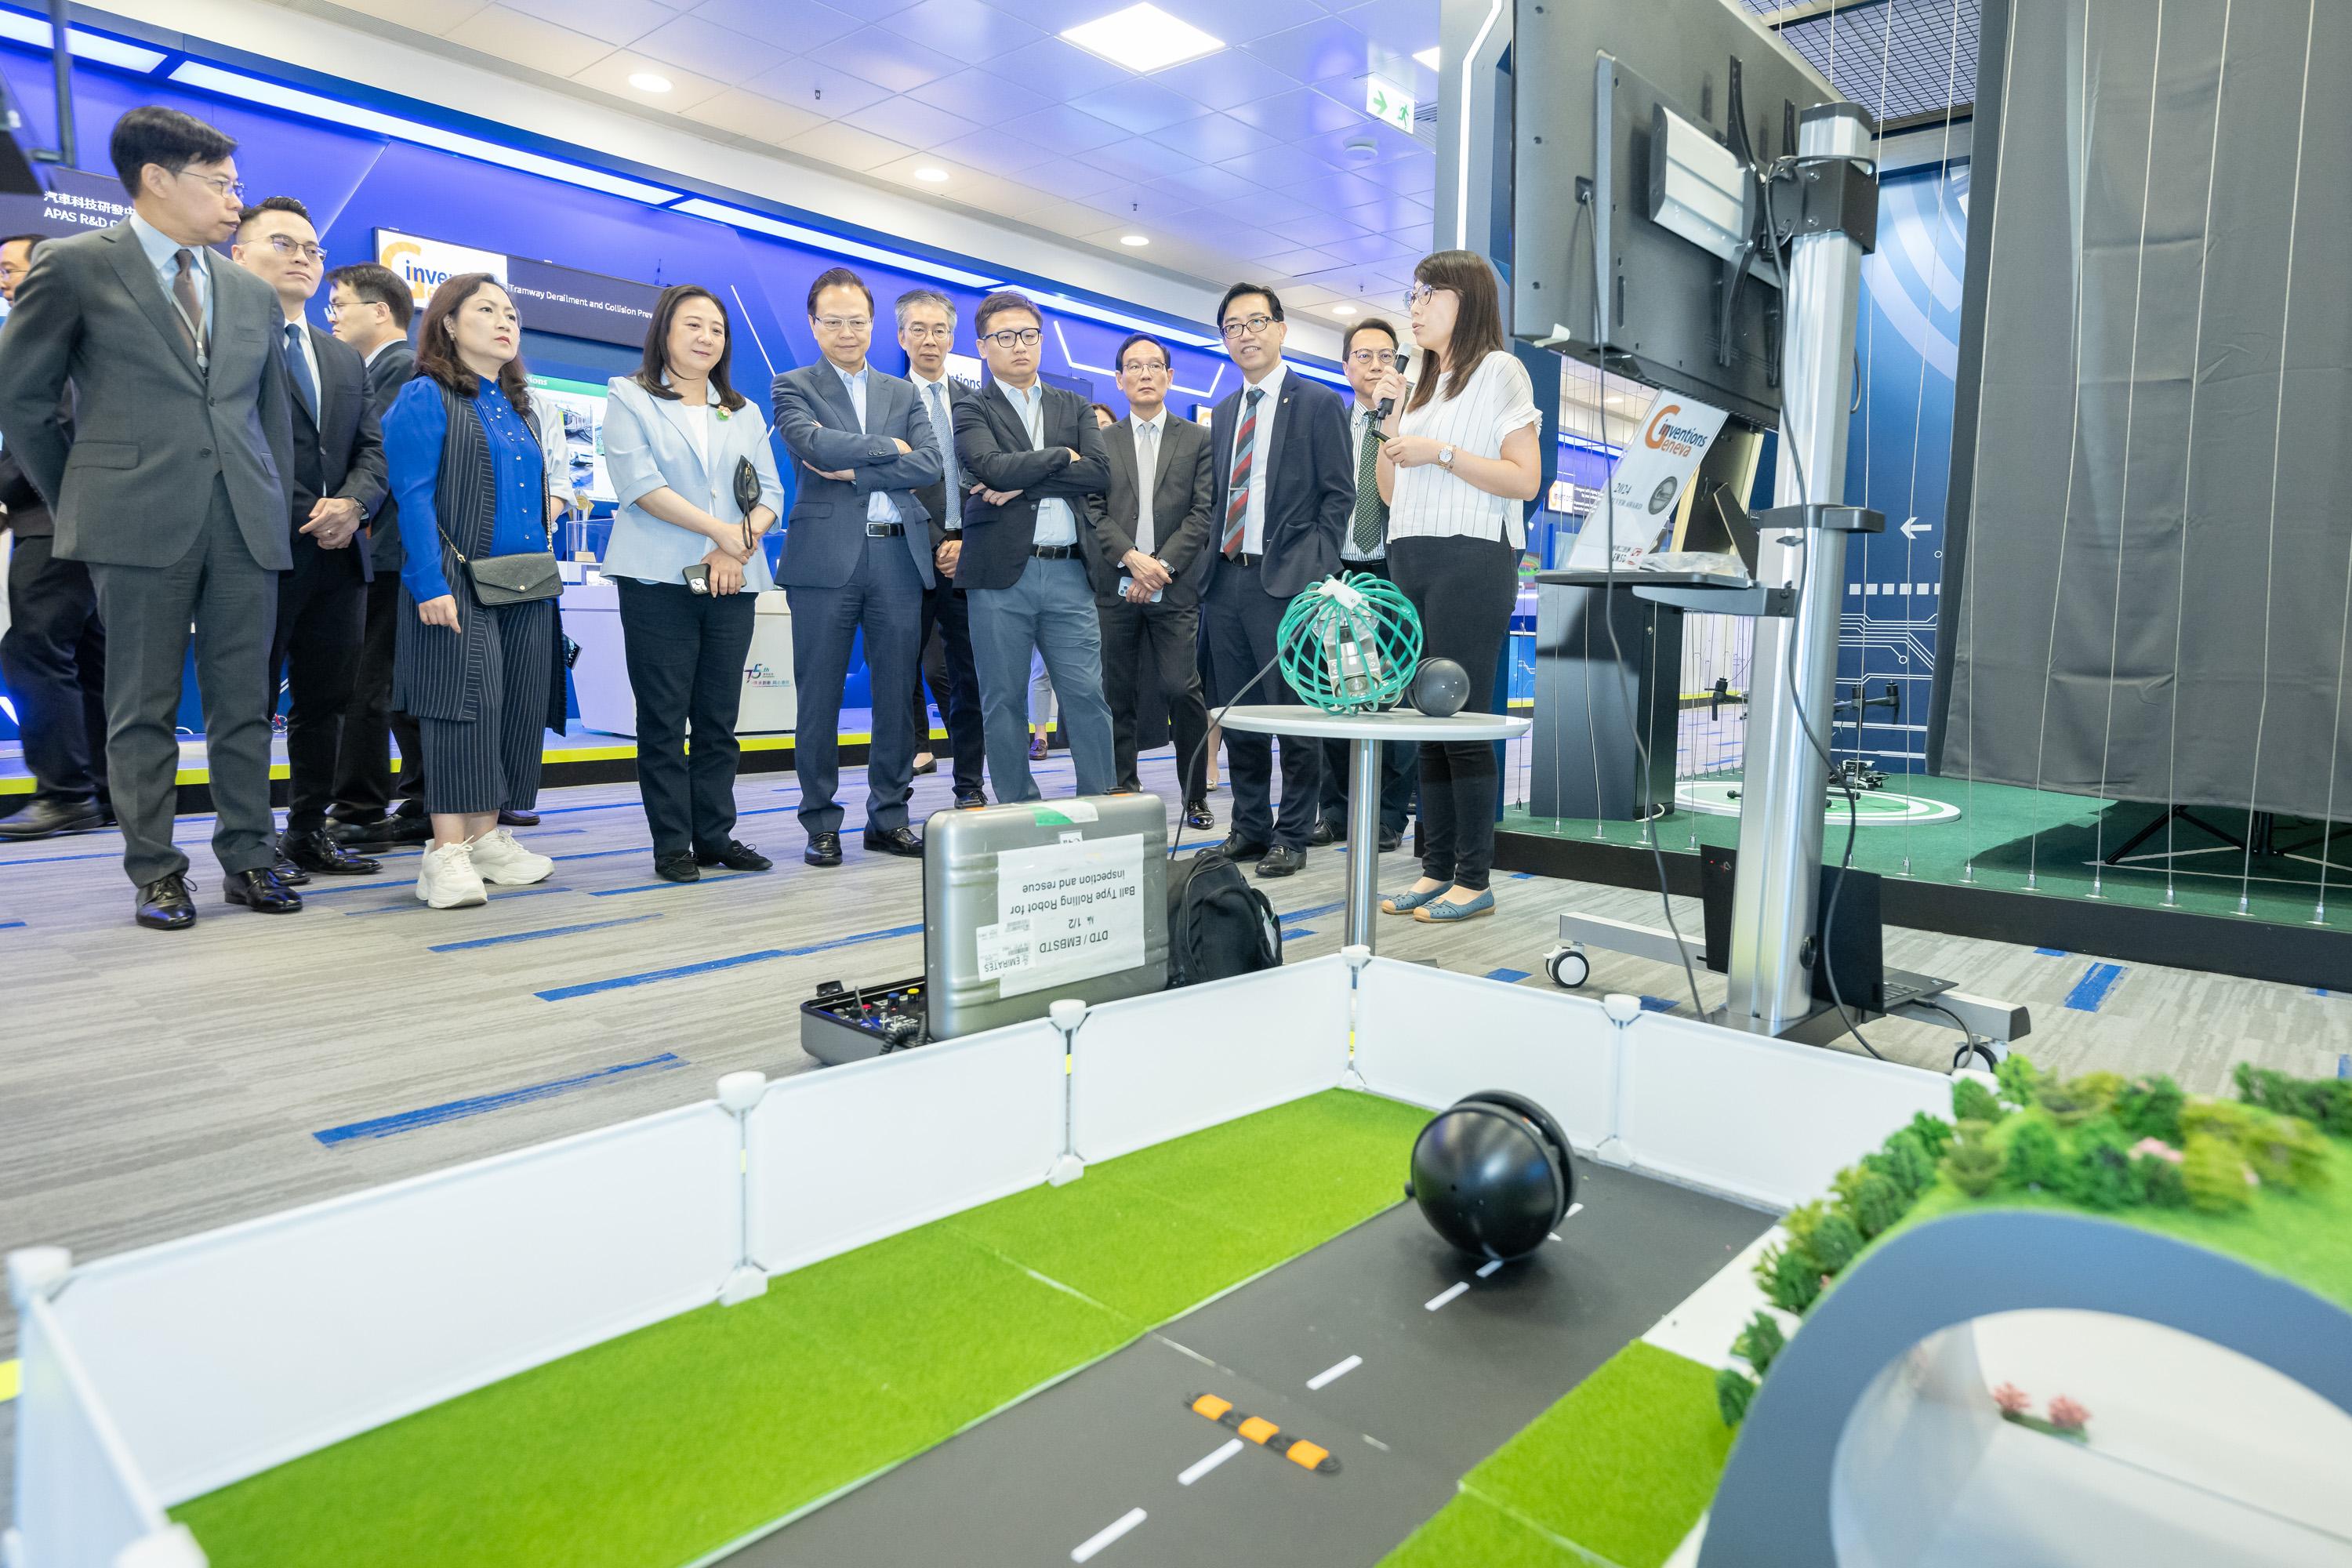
left=2005, top=1118, right=2063, bottom=1192
left=2071, top=1071, right=2125, bottom=1112
left=2180, top=1133, right=2253, bottom=1214
left=2035, top=1080, right=2095, bottom=1129
left=2059, top=1120, right=2141, bottom=1211
left=1876, top=1131, right=1936, bottom=1199
left=1907, top=1111, right=1956, bottom=1158
left=1846, top=1171, right=1904, bottom=1239
left=2241, top=1115, right=2329, bottom=1194
left=1995, top=1054, right=2041, bottom=1108
left=1804, top=1212, right=1865, bottom=1275
left=1716, top=1367, right=1759, bottom=1426
left=1951, top=1076, right=2002, bottom=1125
left=1734, top=1310, right=1785, bottom=1376
left=2136, top=1152, right=2187, bottom=1208
left=1943, top=1132, right=2005, bottom=1197
left=1755, top=1242, right=1821, bottom=1314
left=2113, top=1076, right=2186, bottom=1145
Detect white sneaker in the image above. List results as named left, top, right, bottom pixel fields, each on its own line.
left=417, top=840, right=488, bottom=908
left=467, top=826, right=555, bottom=885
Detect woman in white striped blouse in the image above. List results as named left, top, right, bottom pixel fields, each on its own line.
left=1370, top=250, right=1544, bottom=923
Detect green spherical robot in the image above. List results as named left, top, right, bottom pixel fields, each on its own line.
left=1275, top=573, right=1424, bottom=713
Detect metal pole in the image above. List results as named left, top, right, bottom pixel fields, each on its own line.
left=1724, top=104, right=1871, bottom=1035
left=1344, top=735, right=1382, bottom=953
left=43, top=0, right=76, bottom=169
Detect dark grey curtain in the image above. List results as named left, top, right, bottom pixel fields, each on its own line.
left=1934, top=0, right=2352, bottom=819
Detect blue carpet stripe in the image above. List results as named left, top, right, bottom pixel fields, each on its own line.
left=536, top=920, right=925, bottom=1002
left=313, top=1052, right=688, bottom=1145
left=1639, top=995, right=1679, bottom=1012
left=1485, top=967, right=1530, bottom=982
left=2339, top=1054, right=2350, bottom=1079
left=550, top=845, right=655, bottom=863
left=344, top=885, right=567, bottom=916
left=430, top=913, right=665, bottom=952
left=2063, top=962, right=2126, bottom=1012
left=1279, top=900, right=1345, bottom=924
left=2034, top=947, right=2069, bottom=957
left=1283, top=927, right=1317, bottom=938
left=590, top=873, right=760, bottom=897
left=0, top=919, right=24, bottom=930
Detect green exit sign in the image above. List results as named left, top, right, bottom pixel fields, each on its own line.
left=1366, top=76, right=1414, bottom=133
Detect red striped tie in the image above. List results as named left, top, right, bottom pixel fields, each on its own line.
left=1223, top=387, right=1263, bottom=557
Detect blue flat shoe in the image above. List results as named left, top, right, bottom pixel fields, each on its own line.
left=1414, top=888, right=1496, bottom=923
left=1381, top=883, right=1453, bottom=915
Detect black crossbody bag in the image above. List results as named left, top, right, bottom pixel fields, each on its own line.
left=438, top=393, right=562, bottom=606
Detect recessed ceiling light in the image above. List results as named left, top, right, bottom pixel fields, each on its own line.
left=1119, top=233, right=1150, bottom=246
left=628, top=71, right=673, bottom=93
left=1414, top=47, right=1440, bottom=71
left=914, top=166, right=950, bottom=182
left=1062, top=3, right=1225, bottom=74
left=1330, top=303, right=1358, bottom=316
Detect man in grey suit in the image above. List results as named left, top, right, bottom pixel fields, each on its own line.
left=771, top=266, right=942, bottom=867
left=1083, top=332, right=1215, bottom=826
left=0, top=106, right=298, bottom=929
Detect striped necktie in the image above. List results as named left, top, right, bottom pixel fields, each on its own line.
left=171, top=249, right=207, bottom=365
left=927, top=379, right=958, bottom=510
left=1222, top=387, right=1262, bottom=557
left=1351, top=412, right=1387, bottom=555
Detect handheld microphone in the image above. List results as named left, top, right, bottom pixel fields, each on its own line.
left=1375, top=346, right=1413, bottom=421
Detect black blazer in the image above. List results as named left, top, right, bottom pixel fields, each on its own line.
left=1204, top=370, right=1352, bottom=601
left=290, top=322, right=387, bottom=583
left=1083, top=414, right=1214, bottom=608
left=360, top=339, right=416, bottom=573
left=952, top=379, right=1110, bottom=592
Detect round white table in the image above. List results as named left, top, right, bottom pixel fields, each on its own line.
left=1216, top=705, right=1532, bottom=953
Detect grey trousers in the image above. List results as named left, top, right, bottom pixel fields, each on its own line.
left=968, top=554, right=1116, bottom=801
left=85, top=477, right=279, bottom=887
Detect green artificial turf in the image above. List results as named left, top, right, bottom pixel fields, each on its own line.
left=171, top=1089, right=1429, bottom=1568
left=1381, top=1341, right=1733, bottom=1568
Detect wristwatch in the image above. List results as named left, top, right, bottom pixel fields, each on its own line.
left=1438, top=445, right=1457, bottom=471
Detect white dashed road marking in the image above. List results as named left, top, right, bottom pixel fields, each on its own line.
left=1306, top=1353, right=1363, bottom=1390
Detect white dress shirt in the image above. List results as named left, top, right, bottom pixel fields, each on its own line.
left=1001, top=379, right=1076, bottom=547
left=1226, top=360, right=1287, bottom=555
left=1341, top=403, right=1385, bottom=563
left=128, top=211, right=212, bottom=355
left=1128, top=407, right=1168, bottom=555
left=910, top=368, right=960, bottom=521
left=829, top=359, right=902, bottom=524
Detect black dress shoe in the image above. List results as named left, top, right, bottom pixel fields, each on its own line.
left=0, top=797, right=105, bottom=840
left=223, top=866, right=303, bottom=913
left=284, top=829, right=382, bottom=876
left=1185, top=800, right=1215, bottom=831
left=134, top=873, right=197, bottom=931
left=863, top=825, right=924, bottom=858
left=1218, top=832, right=1270, bottom=861
left=1308, top=819, right=1338, bottom=847
left=654, top=851, right=701, bottom=883
left=269, top=850, right=313, bottom=887
left=1256, top=844, right=1305, bottom=877
left=912, top=756, right=938, bottom=775
left=953, top=791, right=988, bottom=810
left=1378, top=827, right=1403, bottom=852
left=805, top=831, right=844, bottom=868
left=696, top=840, right=773, bottom=872
left=499, top=808, right=540, bottom=827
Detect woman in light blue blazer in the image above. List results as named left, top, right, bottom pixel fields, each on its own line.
left=601, top=285, right=785, bottom=881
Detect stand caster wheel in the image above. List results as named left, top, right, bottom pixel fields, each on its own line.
left=1544, top=944, right=1589, bottom=990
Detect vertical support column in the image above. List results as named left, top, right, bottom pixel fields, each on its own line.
left=1343, top=736, right=1382, bottom=952
left=716, top=1072, right=768, bottom=1305
left=1726, top=105, right=1873, bottom=1036
left=1047, top=999, right=1088, bottom=1187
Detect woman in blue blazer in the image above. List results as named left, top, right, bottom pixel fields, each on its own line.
left=601, top=285, right=785, bottom=881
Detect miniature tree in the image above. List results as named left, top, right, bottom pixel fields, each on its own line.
left=2135, top=1151, right=2188, bottom=1208
left=2005, top=1118, right=2063, bottom=1192
left=1876, top=1130, right=1936, bottom=1198
left=1734, top=1309, right=1786, bottom=1376
left=2241, top=1114, right=2329, bottom=1194
left=1952, top=1076, right=2002, bottom=1125
left=1907, top=1111, right=1956, bottom=1158
left=2180, top=1098, right=2256, bottom=1148
left=2114, top=1075, right=2186, bottom=1145
left=1779, top=1198, right=1830, bottom=1250
left=2313, top=1078, right=2352, bottom=1138
left=1846, top=1171, right=1904, bottom=1238
left=1755, top=1241, right=1822, bottom=1313
left=2071, top=1071, right=2125, bottom=1112
left=1805, top=1211, right=1865, bottom=1275
left=1942, top=1130, right=2005, bottom=1197
left=1716, top=1367, right=1759, bottom=1426
left=2181, top=1133, right=2254, bottom=1213
left=1995, top=1053, right=2041, bottom=1108
left=2060, top=1121, right=2141, bottom=1211
left=2035, top=1079, right=2094, bottom=1129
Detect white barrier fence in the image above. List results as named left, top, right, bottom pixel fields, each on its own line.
left=9, top=953, right=1945, bottom=1568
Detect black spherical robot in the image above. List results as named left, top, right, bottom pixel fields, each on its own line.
left=1406, top=1091, right=1577, bottom=1263
left=1408, top=656, right=1472, bottom=717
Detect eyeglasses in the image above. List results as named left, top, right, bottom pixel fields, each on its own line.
left=1348, top=348, right=1397, bottom=368
left=815, top=315, right=871, bottom=333
left=179, top=170, right=245, bottom=199
left=1220, top=314, right=1277, bottom=340
left=1402, top=281, right=1446, bottom=309
left=902, top=322, right=953, bottom=341
left=1120, top=358, right=1170, bottom=374
left=980, top=327, right=1043, bottom=349
left=262, top=234, right=328, bottom=263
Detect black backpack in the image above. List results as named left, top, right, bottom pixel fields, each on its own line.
left=1166, top=848, right=1283, bottom=988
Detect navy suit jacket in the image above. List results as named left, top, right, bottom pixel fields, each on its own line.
left=290, top=322, right=387, bottom=584
left=771, top=360, right=943, bottom=590
left=952, top=379, right=1109, bottom=593
left=1204, top=370, right=1352, bottom=600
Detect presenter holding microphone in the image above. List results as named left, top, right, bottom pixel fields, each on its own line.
left=1373, top=251, right=1543, bottom=924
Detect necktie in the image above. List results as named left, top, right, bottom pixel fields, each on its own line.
left=929, top=380, right=958, bottom=514
left=1351, top=412, right=1387, bottom=555
left=1134, top=419, right=1158, bottom=555
left=171, top=249, right=206, bottom=363
left=283, top=321, right=318, bottom=421
left=1223, top=387, right=1262, bottom=557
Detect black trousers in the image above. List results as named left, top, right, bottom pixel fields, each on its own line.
left=913, top=578, right=985, bottom=799
left=1100, top=595, right=1209, bottom=804
left=332, top=568, right=424, bottom=822
left=420, top=597, right=553, bottom=818
left=618, top=578, right=757, bottom=856
left=1388, top=535, right=1519, bottom=891
left=267, top=539, right=368, bottom=836
left=1202, top=557, right=1321, bottom=850
left=2, top=532, right=107, bottom=804
left=1317, top=556, right=1415, bottom=834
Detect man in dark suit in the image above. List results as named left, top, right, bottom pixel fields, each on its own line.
left=952, top=290, right=1115, bottom=802
left=1316, top=316, right=1414, bottom=852
left=772, top=265, right=942, bottom=866
left=231, top=198, right=386, bottom=880
left=897, top=287, right=986, bottom=809
left=0, top=107, right=299, bottom=928
left=0, top=231, right=109, bottom=842
left=322, top=261, right=423, bottom=846
left=1083, top=331, right=1214, bottom=826
left=1202, top=282, right=1352, bottom=877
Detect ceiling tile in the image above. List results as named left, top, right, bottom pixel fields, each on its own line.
left=984, top=36, right=1137, bottom=101
left=783, top=119, right=916, bottom=172
left=806, top=26, right=965, bottom=94
left=572, top=50, right=728, bottom=111
left=1317, top=230, right=1418, bottom=266
left=1264, top=210, right=1358, bottom=249
left=1066, top=78, right=1207, bottom=136
left=1384, top=154, right=1436, bottom=197
left=1022, top=198, right=1124, bottom=239
left=987, top=0, right=1123, bottom=29
left=495, top=0, right=670, bottom=45
left=1223, top=86, right=1362, bottom=141
left=929, top=125, right=1060, bottom=176
left=626, top=15, right=793, bottom=85
left=1269, top=165, right=1387, bottom=209
left=1076, top=135, right=1201, bottom=184
left=686, top=0, right=864, bottom=49
left=873, top=0, right=1046, bottom=61
left=1147, top=111, right=1283, bottom=165
left=383, top=0, right=493, bottom=32
left=444, top=5, right=614, bottom=76
left=1147, top=163, right=1260, bottom=206
left=1334, top=0, right=1440, bottom=55
left=906, top=67, right=1055, bottom=125
left=1142, top=49, right=1306, bottom=113
left=1004, top=103, right=1133, bottom=154
left=840, top=95, right=977, bottom=151
left=1250, top=245, right=1344, bottom=275
left=1165, top=0, right=1329, bottom=45
left=739, top=57, right=893, bottom=118
left=677, top=87, right=827, bottom=145
left=1077, top=183, right=1196, bottom=227
left=1341, top=192, right=1433, bottom=233
left=1290, top=120, right=1421, bottom=171
left=1242, top=14, right=1377, bottom=87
